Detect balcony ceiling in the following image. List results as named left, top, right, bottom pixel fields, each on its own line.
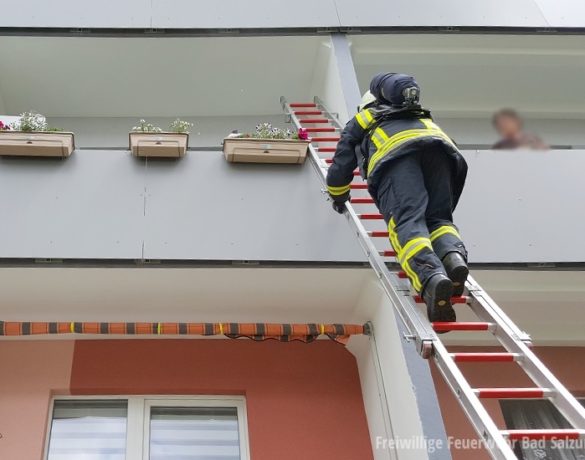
left=0, top=266, right=373, bottom=325
left=0, top=266, right=583, bottom=346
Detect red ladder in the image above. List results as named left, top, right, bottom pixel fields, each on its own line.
left=282, top=96, right=585, bottom=460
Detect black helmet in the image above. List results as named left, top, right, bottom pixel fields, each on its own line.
left=370, top=73, right=420, bottom=107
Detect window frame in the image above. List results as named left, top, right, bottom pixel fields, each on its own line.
left=44, top=395, right=250, bottom=460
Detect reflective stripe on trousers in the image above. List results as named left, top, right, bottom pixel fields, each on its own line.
left=430, top=225, right=461, bottom=242
left=388, top=218, right=433, bottom=292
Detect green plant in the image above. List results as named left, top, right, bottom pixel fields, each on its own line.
left=11, top=112, right=51, bottom=132
left=169, top=118, right=193, bottom=134
left=244, top=123, right=300, bottom=140
left=132, top=119, right=163, bottom=133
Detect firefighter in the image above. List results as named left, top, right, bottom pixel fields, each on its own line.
left=326, top=73, right=469, bottom=324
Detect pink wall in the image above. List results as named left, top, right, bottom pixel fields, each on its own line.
left=9, top=339, right=579, bottom=460
left=0, top=341, right=74, bottom=460
left=0, top=339, right=372, bottom=460
left=70, top=339, right=374, bottom=460
left=431, top=346, right=585, bottom=460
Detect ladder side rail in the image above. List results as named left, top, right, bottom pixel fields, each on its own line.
left=282, top=97, right=437, bottom=355
left=433, top=340, right=519, bottom=460
left=519, top=344, right=585, bottom=431
left=467, top=275, right=532, bottom=344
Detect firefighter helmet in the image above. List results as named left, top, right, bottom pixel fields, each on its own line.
left=358, top=90, right=377, bottom=112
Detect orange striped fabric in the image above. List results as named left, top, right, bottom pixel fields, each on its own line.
left=0, top=322, right=368, bottom=344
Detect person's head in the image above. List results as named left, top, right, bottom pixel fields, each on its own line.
left=492, top=109, right=524, bottom=139
left=369, top=73, right=420, bottom=107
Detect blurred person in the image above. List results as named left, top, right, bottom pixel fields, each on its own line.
left=326, top=73, right=469, bottom=326
left=492, top=109, right=548, bottom=150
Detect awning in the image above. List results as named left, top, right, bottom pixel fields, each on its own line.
left=0, top=321, right=369, bottom=344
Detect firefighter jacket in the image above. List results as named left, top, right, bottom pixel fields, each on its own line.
left=325, top=105, right=468, bottom=207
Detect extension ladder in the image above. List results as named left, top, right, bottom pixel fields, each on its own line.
left=281, top=96, right=585, bottom=460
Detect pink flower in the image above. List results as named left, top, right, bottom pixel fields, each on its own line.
left=0, top=121, right=8, bottom=131
left=298, top=128, right=309, bottom=140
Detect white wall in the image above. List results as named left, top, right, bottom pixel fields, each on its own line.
left=0, top=35, right=324, bottom=118
left=349, top=335, right=398, bottom=460
left=455, top=150, right=585, bottom=263
left=309, top=40, right=351, bottom=123
left=348, top=280, right=436, bottom=460
left=1, top=147, right=585, bottom=263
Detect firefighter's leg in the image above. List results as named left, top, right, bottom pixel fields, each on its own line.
left=375, top=154, right=456, bottom=323
left=422, top=148, right=469, bottom=296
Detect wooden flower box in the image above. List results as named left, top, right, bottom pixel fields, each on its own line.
left=223, top=138, right=309, bottom=164
left=129, top=132, right=189, bottom=158
left=0, top=131, right=75, bottom=157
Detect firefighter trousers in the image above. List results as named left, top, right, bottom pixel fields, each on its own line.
left=373, top=147, right=468, bottom=293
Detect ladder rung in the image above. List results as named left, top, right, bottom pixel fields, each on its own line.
left=350, top=184, right=368, bottom=189
left=311, top=137, right=340, bottom=142
left=351, top=197, right=374, bottom=204
left=432, top=322, right=493, bottom=332
left=305, top=127, right=336, bottom=133
left=294, top=110, right=322, bottom=115
left=319, top=147, right=337, bottom=153
left=451, top=353, right=519, bottom=363
left=414, top=295, right=469, bottom=304
left=503, top=429, right=585, bottom=441
left=300, top=118, right=329, bottom=124
left=379, top=250, right=397, bottom=257
left=368, top=231, right=389, bottom=237
left=358, top=213, right=383, bottom=220
left=290, top=103, right=316, bottom=108
left=475, top=388, right=548, bottom=399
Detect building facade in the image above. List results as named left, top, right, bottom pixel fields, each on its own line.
left=1, top=1, right=584, bottom=459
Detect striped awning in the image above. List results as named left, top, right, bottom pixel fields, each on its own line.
left=0, top=321, right=369, bottom=344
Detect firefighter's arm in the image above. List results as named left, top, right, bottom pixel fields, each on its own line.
left=326, top=109, right=374, bottom=204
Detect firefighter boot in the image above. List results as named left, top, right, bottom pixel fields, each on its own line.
left=423, top=273, right=456, bottom=325
left=442, top=252, right=469, bottom=297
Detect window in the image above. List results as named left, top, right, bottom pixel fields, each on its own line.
left=47, top=400, right=128, bottom=460
left=146, top=401, right=243, bottom=460
left=500, top=399, right=585, bottom=460
left=46, top=397, right=249, bottom=460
